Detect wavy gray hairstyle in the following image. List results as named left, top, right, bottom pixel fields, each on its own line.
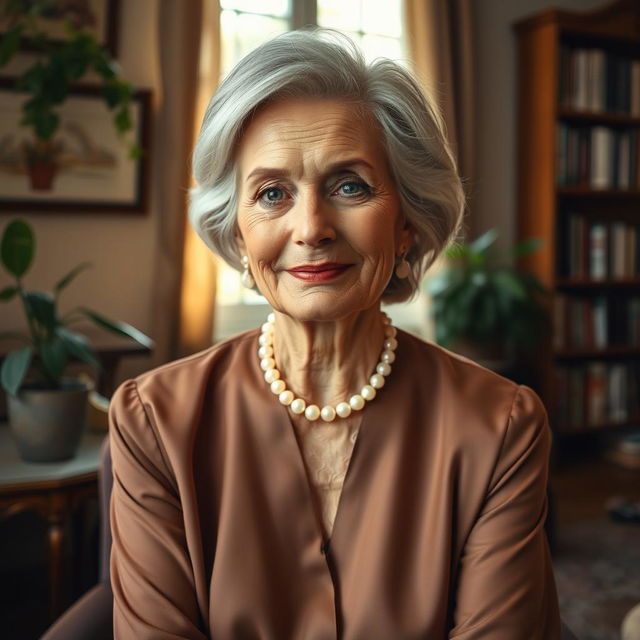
left=189, top=28, right=466, bottom=303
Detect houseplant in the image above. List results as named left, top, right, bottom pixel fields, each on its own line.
left=0, top=0, right=139, bottom=190
left=0, top=218, right=153, bottom=462
left=424, top=228, right=550, bottom=374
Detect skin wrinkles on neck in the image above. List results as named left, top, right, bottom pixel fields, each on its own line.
left=272, top=305, right=386, bottom=408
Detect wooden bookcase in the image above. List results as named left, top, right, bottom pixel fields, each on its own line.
left=513, top=0, right=640, bottom=440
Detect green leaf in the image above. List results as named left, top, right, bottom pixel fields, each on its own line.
left=444, top=242, right=468, bottom=260
left=54, top=261, right=92, bottom=294
left=34, top=109, right=59, bottom=140
left=0, top=24, right=22, bottom=67
left=76, top=306, right=154, bottom=349
left=492, top=269, right=527, bottom=300
left=1, top=346, right=33, bottom=396
left=55, top=326, right=102, bottom=369
left=0, top=285, right=19, bottom=301
left=17, top=62, right=46, bottom=94
left=114, top=106, right=131, bottom=133
left=129, top=142, right=142, bottom=160
left=102, top=79, right=132, bottom=109
left=512, top=237, right=544, bottom=257
left=469, top=228, right=498, bottom=255
left=24, top=291, right=57, bottom=330
left=1, top=219, right=34, bottom=277
left=93, top=55, right=118, bottom=79
left=40, top=336, right=68, bottom=381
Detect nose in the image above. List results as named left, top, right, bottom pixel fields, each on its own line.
left=290, top=192, right=337, bottom=247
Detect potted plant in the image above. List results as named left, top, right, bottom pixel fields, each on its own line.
left=0, top=0, right=139, bottom=190
left=0, top=219, right=153, bottom=462
left=424, top=228, right=551, bottom=376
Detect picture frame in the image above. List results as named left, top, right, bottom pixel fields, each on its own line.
left=0, top=0, right=121, bottom=56
left=0, top=77, right=151, bottom=214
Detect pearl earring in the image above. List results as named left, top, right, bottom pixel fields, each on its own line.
left=395, top=249, right=410, bottom=279
left=241, top=255, right=255, bottom=288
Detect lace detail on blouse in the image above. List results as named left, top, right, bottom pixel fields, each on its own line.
left=291, top=419, right=361, bottom=540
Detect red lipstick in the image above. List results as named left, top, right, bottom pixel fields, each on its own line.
left=286, top=262, right=352, bottom=282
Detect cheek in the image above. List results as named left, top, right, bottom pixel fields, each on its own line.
left=237, top=215, right=283, bottom=264
left=350, top=212, right=400, bottom=261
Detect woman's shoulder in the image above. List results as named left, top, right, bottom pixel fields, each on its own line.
left=396, top=329, right=548, bottom=442
left=108, top=329, right=262, bottom=469
left=398, top=328, right=519, bottom=394
left=134, top=328, right=259, bottom=391
left=110, top=329, right=260, bottom=418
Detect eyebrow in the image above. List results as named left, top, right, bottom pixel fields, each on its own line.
left=244, top=158, right=375, bottom=184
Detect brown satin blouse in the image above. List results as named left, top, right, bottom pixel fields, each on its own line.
left=109, top=328, right=562, bottom=639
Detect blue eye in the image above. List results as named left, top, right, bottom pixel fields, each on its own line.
left=337, top=180, right=371, bottom=197
left=265, top=188, right=283, bottom=201
left=341, top=182, right=361, bottom=194
left=258, top=187, right=285, bottom=206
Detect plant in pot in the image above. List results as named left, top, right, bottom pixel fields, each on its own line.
left=424, top=228, right=551, bottom=379
left=0, top=219, right=153, bottom=462
left=0, top=0, right=139, bottom=190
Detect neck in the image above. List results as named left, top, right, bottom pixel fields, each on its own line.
left=271, top=306, right=386, bottom=407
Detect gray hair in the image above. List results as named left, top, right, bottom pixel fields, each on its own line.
left=189, top=28, right=466, bottom=302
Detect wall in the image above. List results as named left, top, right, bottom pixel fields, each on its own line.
left=474, top=0, right=606, bottom=253
left=0, top=1, right=160, bottom=383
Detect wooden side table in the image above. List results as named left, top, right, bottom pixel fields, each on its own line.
left=0, top=423, right=105, bottom=623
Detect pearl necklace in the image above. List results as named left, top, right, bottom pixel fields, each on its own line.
left=258, top=312, right=398, bottom=422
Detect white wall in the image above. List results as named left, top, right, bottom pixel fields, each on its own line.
left=474, top=0, right=605, bottom=253
left=0, top=1, right=160, bottom=382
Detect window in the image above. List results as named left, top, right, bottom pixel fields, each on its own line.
left=220, top=0, right=292, bottom=78
left=215, top=0, right=429, bottom=340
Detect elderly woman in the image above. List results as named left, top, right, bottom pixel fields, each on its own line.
left=109, top=29, right=561, bottom=639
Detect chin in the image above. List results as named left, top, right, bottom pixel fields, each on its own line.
left=274, top=292, right=379, bottom=324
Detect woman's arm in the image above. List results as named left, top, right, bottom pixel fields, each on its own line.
left=448, top=384, right=562, bottom=639
left=109, top=379, right=208, bottom=639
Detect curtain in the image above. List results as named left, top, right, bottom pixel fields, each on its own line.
left=177, top=0, right=222, bottom=357
left=403, top=0, right=476, bottom=234
left=150, top=0, right=220, bottom=367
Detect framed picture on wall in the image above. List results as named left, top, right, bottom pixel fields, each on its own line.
left=0, top=0, right=121, bottom=55
left=0, top=78, right=151, bottom=214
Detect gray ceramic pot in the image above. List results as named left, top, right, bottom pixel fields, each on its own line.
left=7, top=378, right=92, bottom=463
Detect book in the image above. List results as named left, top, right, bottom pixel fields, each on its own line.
left=586, top=361, right=607, bottom=426
left=591, top=126, right=611, bottom=189
left=589, top=222, right=608, bottom=280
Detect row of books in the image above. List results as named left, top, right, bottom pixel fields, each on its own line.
left=554, top=360, right=640, bottom=431
left=553, top=293, right=640, bottom=349
left=556, top=214, right=640, bottom=279
left=558, top=46, right=640, bottom=115
left=556, top=124, right=640, bottom=189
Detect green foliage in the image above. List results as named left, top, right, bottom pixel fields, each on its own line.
left=424, top=229, right=550, bottom=358
left=0, top=0, right=136, bottom=154
left=0, top=219, right=153, bottom=396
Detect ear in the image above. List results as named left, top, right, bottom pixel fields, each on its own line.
left=396, top=217, right=414, bottom=255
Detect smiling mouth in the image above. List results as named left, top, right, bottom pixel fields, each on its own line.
left=285, top=262, right=353, bottom=282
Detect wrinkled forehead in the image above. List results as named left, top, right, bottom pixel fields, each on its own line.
left=235, top=97, right=388, bottom=179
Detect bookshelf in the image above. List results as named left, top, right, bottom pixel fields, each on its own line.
left=513, top=0, right=640, bottom=439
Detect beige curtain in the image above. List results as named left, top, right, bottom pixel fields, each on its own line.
left=177, top=0, right=222, bottom=357
left=403, top=0, right=476, bottom=232
left=150, top=0, right=221, bottom=367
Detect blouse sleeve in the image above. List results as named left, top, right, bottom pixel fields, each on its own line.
left=448, top=384, right=562, bottom=639
left=109, top=379, right=208, bottom=639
